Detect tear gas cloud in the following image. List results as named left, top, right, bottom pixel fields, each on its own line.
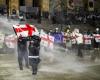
left=0, top=17, right=100, bottom=74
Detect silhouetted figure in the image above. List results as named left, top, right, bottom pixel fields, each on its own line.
left=91, top=28, right=100, bottom=61
left=28, top=35, right=41, bottom=75
left=17, top=36, right=29, bottom=70
left=75, top=29, right=83, bottom=58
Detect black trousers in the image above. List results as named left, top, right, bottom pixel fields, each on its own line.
left=91, top=48, right=100, bottom=61
left=77, top=44, right=83, bottom=58
left=29, top=58, right=40, bottom=75
left=18, top=50, right=29, bottom=70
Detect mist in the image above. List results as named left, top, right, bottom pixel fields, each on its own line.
left=0, top=16, right=100, bottom=75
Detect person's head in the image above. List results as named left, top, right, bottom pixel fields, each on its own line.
left=74, top=28, right=79, bottom=33
left=67, top=29, right=70, bottom=33
left=55, top=27, right=59, bottom=32
left=68, top=25, right=71, bottom=29
left=96, top=28, right=99, bottom=32
left=50, top=29, right=53, bottom=32
left=55, top=27, right=58, bottom=30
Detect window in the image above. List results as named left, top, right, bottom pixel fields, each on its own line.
left=89, top=2, right=93, bottom=8
left=19, top=0, right=25, bottom=6
left=32, top=0, right=39, bottom=7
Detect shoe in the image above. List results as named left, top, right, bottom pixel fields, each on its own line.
left=32, top=72, right=37, bottom=75
left=19, top=67, right=23, bottom=70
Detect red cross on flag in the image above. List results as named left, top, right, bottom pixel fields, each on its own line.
left=13, top=24, right=39, bottom=37
left=40, top=29, right=54, bottom=49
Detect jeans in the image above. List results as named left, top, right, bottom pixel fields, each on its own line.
left=18, top=50, right=29, bottom=70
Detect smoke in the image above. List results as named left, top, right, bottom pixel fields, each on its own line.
left=39, top=45, right=100, bottom=74
left=0, top=17, right=18, bottom=55
left=0, top=17, right=19, bottom=34
left=40, top=45, right=86, bottom=73
left=0, top=16, right=100, bottom=74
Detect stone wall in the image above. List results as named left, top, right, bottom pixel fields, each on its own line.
left=41, top=0, right=50, bottom=12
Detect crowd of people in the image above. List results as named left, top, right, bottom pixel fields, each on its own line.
left=16, top=24, right=100, bottom=76
left=48, top=26, right=100, bottom=61
left=51, top=12, right=100, bottom=25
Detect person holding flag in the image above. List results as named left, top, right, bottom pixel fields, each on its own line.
left=75, top=28, right=84, bottom=58
left=28, top=35, right=41, bottom=75
left=63, top=26, right=71, bottom=49
left=13, top=24, right=39, bottom=71
left=17, top=35, right=29, bottom=70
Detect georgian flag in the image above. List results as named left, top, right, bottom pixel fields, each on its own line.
left=40, top=29, right=54, bottom=49
left=93, top=34, right=100, bottom=43
left=83, top=34, right=92, bottom=45
left=13, top=24, right=39, bottom=37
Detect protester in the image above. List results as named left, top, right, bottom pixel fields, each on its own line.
left=70, top=29, right=78, bottom=49
left=63, top=26, right=71, bottom=49
left=17, top=35, right=29, bottom=70
left=28, top=35, right=41, bottom=75
left=75, top=29, right=84, bottom=58
left=48, top=29, right=53, bottom=36
left=91, top=28, right=100, bottom=61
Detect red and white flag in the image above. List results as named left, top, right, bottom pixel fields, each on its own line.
left=13, top=24, right=39, bottom=37
left=83, top=34, right=92, bottom=45
left=93, top=34, right=100, bottom=43
left=40, top=29, right=54, bottom=49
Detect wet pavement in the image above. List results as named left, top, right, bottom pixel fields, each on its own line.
left=0, top=51, right=100, bottom=80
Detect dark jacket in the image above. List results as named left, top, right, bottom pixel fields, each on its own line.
left=29, top=35, right=41, bottom=57
left=17, top=37, right=27, bottom=51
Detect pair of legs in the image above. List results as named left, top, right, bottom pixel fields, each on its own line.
left=29, top=58, right=40, bottom=75
left=91, top=48, right=100, bottom=61
left=18, top=51, right=29, bottom=70
left=77, top=44, right=83, bottom=58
